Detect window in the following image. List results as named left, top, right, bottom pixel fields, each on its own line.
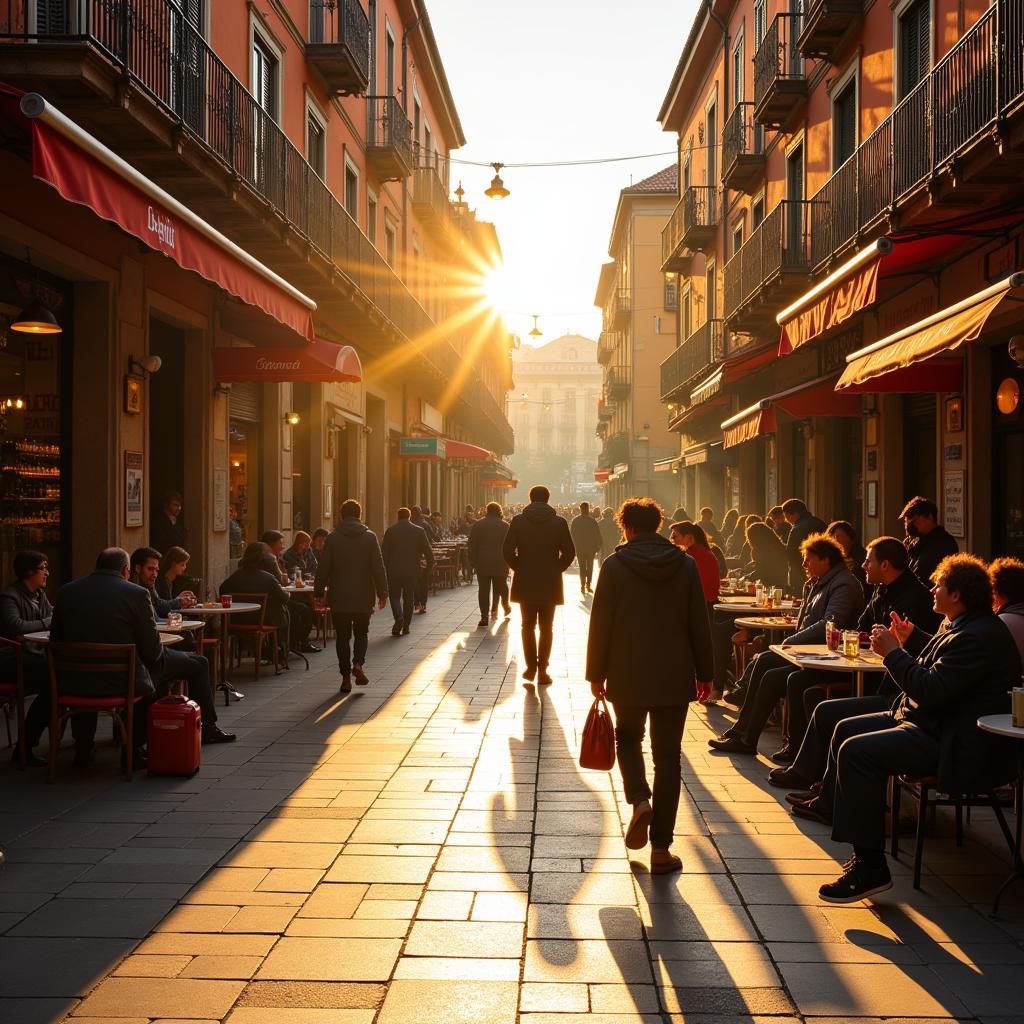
left=898, top=0, right=931, bottom=99
left=424, top=125, right=432, bottom=169
left=385, top=28, right=396, bottom=94
left=413, top=99, right=421, bottom=151
left=252, top=37, right=277, bottom=119
left=832, top=76, right=857, bottom=169
left=752, top=194, right=765, bottom=228
left=733, top=221, right=744, bottom=258
left=705, top=261, right=717, bottom=321
left=664, top=277, right=678, bottom=310
left=706, top=100, right=717, bottom=185
left=344, top=161, right=359, bottom=219
left=682, top=284, right=692, bottom=339
left=682, top=157, right=691, bottom=191
left=754, top=0, right=766, bottom=43
left=367, top=190, right=378, bottom=246
left=733, top=36, right=744, bottom=104
left=384, top=217, right=397, bottom=267
left=306, top=112, right=326, bottom=179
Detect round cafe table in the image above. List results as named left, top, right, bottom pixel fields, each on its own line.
left=769, top=643, right=886, bottom=697
left=187, top=603, right=261, bottom=694
left=977, top=713, right=1024, bottom=917
left=22, top=630, right=183, bottom=646
left=734, top=616, right=799, bottom=636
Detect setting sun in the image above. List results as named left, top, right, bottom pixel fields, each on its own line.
left=480, top=263, right=516, bottom=325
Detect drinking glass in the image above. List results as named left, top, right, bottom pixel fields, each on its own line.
left=842, top=630, right=860, bottom=658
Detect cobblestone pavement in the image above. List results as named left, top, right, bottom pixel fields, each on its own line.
left=0, top=578, right=1022, bottom=1024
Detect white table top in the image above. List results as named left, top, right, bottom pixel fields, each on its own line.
left=189, top=602, right=261, bottom=615
left=155, top=619, right=204, bottom=631
left=24, top=631, right=183, bottom=646
left=735, top=616, right=800, bottom=631
left=714, top=601, right=799, bottom=614
left=978, top=713, right=1024, bottom=740
left=283, top=585, right=315, bottom=594
left=769, top=643, right=887, bottom=674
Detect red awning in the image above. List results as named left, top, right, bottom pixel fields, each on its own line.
left=722, top=405, right=777, bottom=449
left=721, top=342, right=776, bottom=383
left=594, top=469, right=610, bottom=483
left=481, top=477, right=517, bottom=488
left=669, top=392, right=728, bottom=431
left=213, top=339, right=362, bottom=383
left=838, top=357, right=964, bottom=393
left=2, top=85, right=315, bottom=344
left=445, top=439, right=491, bottom=461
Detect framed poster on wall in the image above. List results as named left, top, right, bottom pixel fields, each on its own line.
left=124, top=451, right=143, bottom=527
left=213, top=468, right=228, bottom=532
left=866, top=480, right=878, bottom=519
left=944, top=470, right=965, bottom=537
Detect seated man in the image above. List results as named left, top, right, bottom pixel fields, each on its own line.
left=770, top=536, right=940, bottom=773
left=52, top=548, right=234, bottom=768
left=0, top=550, right=54, bottom=766
left=708, top=534, right=863, bottom=755
left=222, top=542, right=296, bottom=657
left=130, top=547, right=196, bottom=618
left=817, top=554, right=1021, bottom=903
left=257, top=533, right=317, bottom=653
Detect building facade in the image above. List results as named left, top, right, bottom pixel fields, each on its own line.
left=594, top=166, right=680, bottom=509
left=0, top=0, right=513, bottom=589
left=656, top=0, right=1024, bottom=559
left=508, top=335, right=602, bottom=503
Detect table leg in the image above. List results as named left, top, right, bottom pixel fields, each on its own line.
left=990, top=753, right=1024, bottom=918
left=855, top=671, right=865, bottom=698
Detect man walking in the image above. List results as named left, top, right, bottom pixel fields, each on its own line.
left=381, top=508, right=433, bottom=637
left=315, top=500, right=387, bottom=693
left=502, top=485, right=575, bottom=686
left=570, top=501, right=603, bottom=594
left=598, top=506, right=620, bottom=563
left=409, top=506, right=435, bottom=613
left=468, top=502, right=511, bottom=626
left=586, top=499, right=713, bottom=874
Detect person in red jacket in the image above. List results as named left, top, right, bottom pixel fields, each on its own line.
left=669, top=520, right=720, bottom=703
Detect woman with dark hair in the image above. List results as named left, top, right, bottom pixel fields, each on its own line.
left=828, top=520, right=868, bottom=595
left=720, top=509, right=740, bottom=548
left=710, top=542, right=728, bottom=580
left=156, top=546, right=190, bottom=601
left=743, top=522, right=789, bottom=590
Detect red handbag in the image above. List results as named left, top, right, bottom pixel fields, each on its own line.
left=579, top=695, right=616, bottom=771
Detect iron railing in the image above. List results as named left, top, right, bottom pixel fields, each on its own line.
left=754, top=12, right=805, bottom=109
left=662, top=195, right=687, bottom=268
left=411, top=165, right=452, bottom=229
left=808, top=1, right=1021, bottom=271
left=602, top=432, right=629, bottom=466
left=723, top=200, right=814, bottom=319
left=0, top=0, right=446, bottom=362
left=722, top=101, right=764, bottom=174
left=660, top=320, right=725, bottom=402
left=683, top=185, right=719, bottom=235
left=367, top=94, right=413, bottom=170
left=307, top=0, right=370, bottom=77
left=606, top=365, right=632, bottom=393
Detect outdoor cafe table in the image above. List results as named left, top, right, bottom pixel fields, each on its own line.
left=769, top=643, right=887, bottom=697
left=22, top=630, right=183, bottom=646
left=713, top=597, right=800, bottom=616
left=187, top=603, right=261, bottom=685
left=734, top=616, right=799, bottom=636
left=977, top=713, right=1024, bottom=917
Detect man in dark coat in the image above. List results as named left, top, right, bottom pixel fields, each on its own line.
left=782, top=498, right=827, bottom=593
left=569, top=502, right=603, bottom=595
left=816, top=554, right=1021, bottom=904
left=381, top=508, right=433, bottom=637
left=598, top=507, right=620, bottom=563
left=151, top=490, right=187, bottom=556
left=502, top=485, right=575, bottom=686
left=409, top=506, right=436, bottom=613
left=315, top=499, right=387, bottom=692
left=468, top=502, right=510, bottom=626
left=587, top=499, right=713, bottom=874
left=899, top=495, right=960, bottom=585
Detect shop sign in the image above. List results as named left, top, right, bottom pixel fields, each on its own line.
left=878, top=279, right=937, bottom=338
left=944, top=469, right=965, bottom=538
left=985, top=238, right=1018, bottom=283
left=421, top=401, right=444, bottom=433
left=819, top=325, right=863, bottom=375
left=400, top=437, right=445, bottom=459
left=326, top=379, right=361, bottom=416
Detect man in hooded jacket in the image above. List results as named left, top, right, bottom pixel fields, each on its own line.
left=502, top=485, right=575, bottom=686
left=315, top=500, right=387, bottom=693
left=586, top=498, right=713, bottom=874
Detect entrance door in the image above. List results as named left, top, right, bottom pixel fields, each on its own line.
left=149, top=319, right=187, bottom=548
left=785, top=144, right=804, bottom=264
left=902, top=393, right=937, bottom=502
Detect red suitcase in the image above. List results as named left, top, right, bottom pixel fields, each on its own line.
left=147, top=695, right=202, bottom=776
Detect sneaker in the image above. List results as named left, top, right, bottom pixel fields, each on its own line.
left=352, top=665, right=369, bottom=686
left=818, top=858, right=892, bottom=904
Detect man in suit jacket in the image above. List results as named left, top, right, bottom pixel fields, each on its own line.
left=468, top=502, right=510, bottom=627
left=501, top=485, right=575, bottom=687
left=315, top=500, right=387, bottom=693
left=815, top=554, right=1021, bottom=904
left=381, top=508, right=433, bottom=637
left=586, top=499, right=713, bottom=874
left=782, top=498, right=827, bottom=593
left=570, top=502, right=603, bottom=595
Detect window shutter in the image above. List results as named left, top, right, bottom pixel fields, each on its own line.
left=36, top=0, right=68, bottom=33
left=900, top=0, right=931, bottom=97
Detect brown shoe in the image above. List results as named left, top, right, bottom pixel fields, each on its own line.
left=785, top=790, right=815, bottom=806
left=791, top=800, right=832, bottom=825
left=625, top=800, right=653, bottom=850
left=340, top=676, right=352, bottom=693
left=650, top=847, right=683, bottom=875
left=352, top=665, right=369, bottom=686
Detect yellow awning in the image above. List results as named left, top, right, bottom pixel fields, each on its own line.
left=838, top=272, right=1024, bottom=389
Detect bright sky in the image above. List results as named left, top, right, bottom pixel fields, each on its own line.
left=428, top=0, right=699, bottom=346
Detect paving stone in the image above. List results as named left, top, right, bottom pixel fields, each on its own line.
left=257, top=938, right=402, bottom=981
left=405, top=920, right=523, bottom=958
left=589, top=984, right=660, bottom=1013
left=226, top=1011, right=374, bottom=1024
left=222, top=843, right=342, bottom=870
left=519, top=982, right=589, bottom=1012
left=530, top=873, right=637, bottom=905
left=472, top=891, right=528, bottom=922
left=113, top=955, right=192, bottom=978
left=657, top=986, right=798, bottom=1015
left=74, top=978, right=245, bottom=1019
left=524, top=940, right=654, bottom=983
left=9, top=899, right=175, bottom=938
left=392, top=957, right=521, bottom=980
left=155, top=905, right=240, bottom=932
left=0, top=997, right=79, bottom=1024
left=180, top=956, right=264, bottom=979
left=234, top=982, right=384, bottom=1008
left=416, top=890, right=473, bottom=920
left=297, top=884, right=368, bottom=919
left=322, top=856, right=433, bottom=884
left=0, top=937, right=136, bottom=996
left=376, top=979, right=518, bottom=1024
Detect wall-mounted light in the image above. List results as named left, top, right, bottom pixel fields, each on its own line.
left=129, top=354, right=162, bottom=377
left=284, top=411, right=301, bottom=426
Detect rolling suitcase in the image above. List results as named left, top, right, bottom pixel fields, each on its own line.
left=147, top=694, right=202, bottom=776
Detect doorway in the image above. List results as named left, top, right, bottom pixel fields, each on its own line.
left=785, top=143, right=804, bottom=263
left=149, top=318, right=187, bottom=547
left=902, top=393, right=937, bottom=504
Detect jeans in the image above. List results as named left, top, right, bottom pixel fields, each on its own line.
left=577, top=554, right=596, bottom=589
left=332, top=611, right=370, bottom=675
left=389, top=575, right=417, bottom=629
left=829, top=710, right=939, bottom=851
left=612, top=703, right=687, bottom=848
left=477, top=575, right=509, bottom=618
left=520, top=603, right=555, bottom=671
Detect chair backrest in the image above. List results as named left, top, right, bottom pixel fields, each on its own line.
left=223, top=592, right=268, bottom=628
left=0, top=636, right=23, bottom=690
left=47, top=642, right=136, bottom=700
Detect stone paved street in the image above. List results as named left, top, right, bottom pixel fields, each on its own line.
left=1, top=578, right=1022, bottom=1024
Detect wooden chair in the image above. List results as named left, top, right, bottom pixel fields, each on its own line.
left=0, top=637, right=26, bottom=768
left=313, top=594, right=332, bottom=646
left=225, top=593, right=279, bottom=680
left=890, top=774, right=1016, bottom=889
left=46, top=643, right=141, bottom=782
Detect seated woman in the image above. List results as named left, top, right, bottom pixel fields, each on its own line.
left=743, top=522, right=790, bottom=590
left=282, top=531, right=314, bottom=579
left=669, top=520, right=720, bottom=702
left=156, top=546, right=190, bottom=602
left=221, top=542, right=291, bottom=652
left=828, top=520, right=869, bottom=598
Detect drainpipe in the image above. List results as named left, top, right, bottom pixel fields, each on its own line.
left=707, top=0, right=728, bottom=301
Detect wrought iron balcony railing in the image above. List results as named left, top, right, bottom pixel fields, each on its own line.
left=610, top=289, right=631, bottom=331
left=366, top=94, right=413, bottom=180
left=306, top=0, right=370, bottom=95
left=660, top=320, right=725, bottom=403
left=722, top=102, right=766, bottom=194
left=753, top=12, right=808, bottom=129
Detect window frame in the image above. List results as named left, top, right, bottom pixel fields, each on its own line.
left=304, top=95, right=328, bottom=180
left=893, top=0, right=934, bottom=102
left=249, top=18, right=283, bottom=122
left=830, top=57, right=859, bottom=171
left=343, top=153, right=361, bottom=222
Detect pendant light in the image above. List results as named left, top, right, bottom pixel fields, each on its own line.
left=11, top=249, right=62, bottom=334
left=528, top=314, right=542, bottom=338
left=485, top=162, right=510, bottom=200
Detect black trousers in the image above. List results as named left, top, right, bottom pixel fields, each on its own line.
left=287, top=599, right=314, bottom=647
left=730, top=651, right=793, bottom=746
left=784, top=668, right=854, bottom=750
left=477, top=575, right=509, bottom=617
left=577, top=554, right=596, bottom=589
left=712, top=615, right=738, bottom=693
left=415, top=567, right=430, bottom=607
left=792, top=693, right=894, bottom=790
left=157, top=649, right=218, bottom=728
left=612, top=703, right=687, bottom=848
left=19, top=650, right=52, bottom=747
left=332, top=611, right=370, bottom=675
left=829, top=710, right=939, bottom=851
left=389, top=575, right=417, bottom=629
left=519, top=603, right=555, bottom=671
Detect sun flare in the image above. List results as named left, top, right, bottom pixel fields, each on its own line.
left=480, top=264, right=516, bottom=325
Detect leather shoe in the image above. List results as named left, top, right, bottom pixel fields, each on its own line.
left=791, top=800, right=831, bottom=825
left=401, top=626, right=411, bottom=636
left=202, top=725, right=236, bottom=744
left=352, top=665, right=369, bottom=686
left=768, top=765, right=810, bottom=789
left=770, top=745, right=795, bottom=764
left=707, top=736, right=756, bottom=754
left=391, top=624, right=403, bottom=637
left=721, top=688, right=746, bottom=707
left=785, top=790, right=816, bottom=806
left=478, top=618, right=488, bottom=627
left=340, top=675, right=352, bottom=693
left=10, top=745, right=46, bottom=768
left=300, top=642, right=322, bottom=653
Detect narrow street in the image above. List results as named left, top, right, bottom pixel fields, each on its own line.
left=0, top=579, right=1022, bottom=1024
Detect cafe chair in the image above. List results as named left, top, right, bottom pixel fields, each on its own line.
left=46, top=642, right=141, bottom=783
left=0, top=638, right=27, bottom=768
left=225, top=593, right=279, bottom=680
left=313, top=591, right=332, bottom=646
left=889, top=774, right=1016, bottom=889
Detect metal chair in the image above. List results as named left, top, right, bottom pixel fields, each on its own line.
left=225, top=593, right=279, bottom=680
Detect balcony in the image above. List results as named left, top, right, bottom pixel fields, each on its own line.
left=596, top=419, right=610, bottom=440
left=606, top=365, right=632, bottom=399
left=366, top=95, right=413, bottom=181
left=611, top=289, right=631, bottom=331
left=602, top=432, right=630, bottom=467
left=411, top=165, right=454, bottom=245
left=306, top=0, right=370, bottom=96
left=722, top=103, right=766, bottom=194
left=660, top=320, right=725, bottom=403
left=597, top=399, right=614, bottom=421
left=798, top=0, right=863, bottom=61
left=597, top=331, right=616, bottom=365
left=680, top=186, right=719, bottom=253
left=754, top=13, right=808, bottom=130
left=723, top=200, right=813, bottom=332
